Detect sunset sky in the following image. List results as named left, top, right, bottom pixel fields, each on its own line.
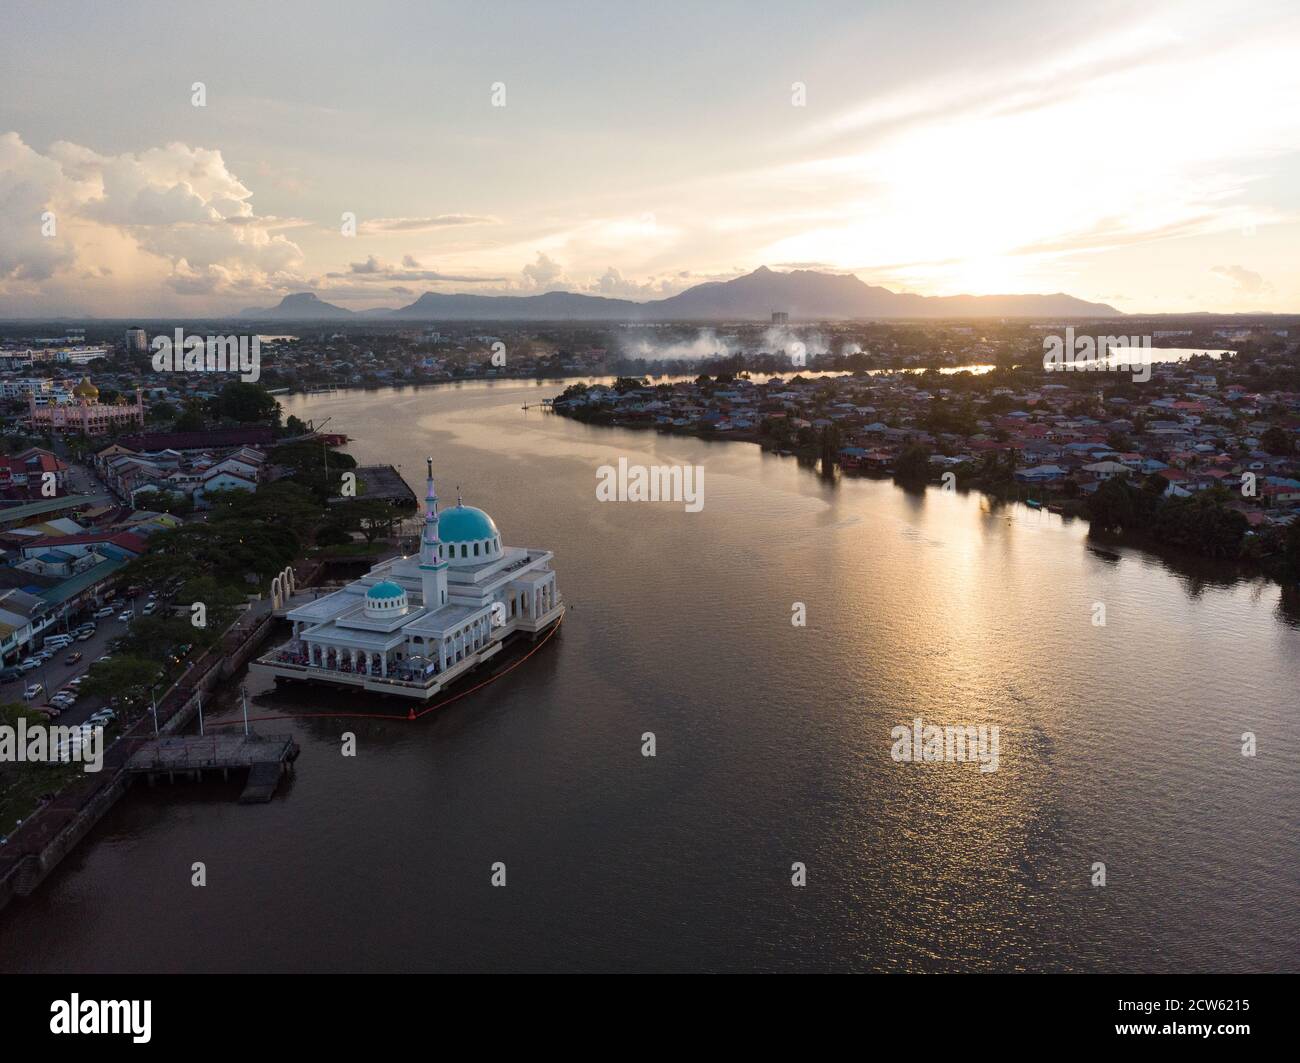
left=2, top=0, right=1298, bottom=316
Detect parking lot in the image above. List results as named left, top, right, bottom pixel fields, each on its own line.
left=3, top=590, right=159, bottom=727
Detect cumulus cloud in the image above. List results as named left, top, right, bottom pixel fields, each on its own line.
left=329, top=255, right=504, bottom=284
left=585, top=267, right=689, bottom=299
left=590, top=267, right=653, bottom=298
left=1210, top=264, right=1269, bottom=294
left=0, top=133, right=81, bottom=282
left=0, top=132, right=304, bottom=306
left=520, top=251, right=566, bottom=289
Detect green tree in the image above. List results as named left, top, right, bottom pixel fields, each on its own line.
left=1153, top=489, right=1249, bottom=560
left=1261, top=425, right=1294, bottom=455
left=80, top=655, right=159, bottom=708
left=138, top=488, right=194, bottom=516
left=213, top=382, right=282, bottom=425
left=1283, top=518, right=1300, bottom=579
left=270, top=441, right=357, bottom=503
left=0, top=701, right=43, bottom=727
left=334, top=498, right=402, bottom=545
left=173, top=399, right=207, bottom=432
left=206, top=481, right=324, bottom=540
left=315, top=522, right=353, bottom=547
left=893, top=444, right=932, bottom=485
left=1087, top=476, right=1150, bottom=532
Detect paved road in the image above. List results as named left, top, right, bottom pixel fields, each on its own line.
left=63, top=458, right=110, bottom=498
left=2, top=591, right=155, bottom=725
left=1, top=456, right=134, bottom=717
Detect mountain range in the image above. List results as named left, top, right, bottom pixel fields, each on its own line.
left=240, top=267, right=1119, bottom=321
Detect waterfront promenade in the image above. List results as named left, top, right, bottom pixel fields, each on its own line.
left=0, top=571, right=301, bottom=910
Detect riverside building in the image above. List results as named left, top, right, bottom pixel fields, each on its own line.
left=250, top=459, right=563, bottom=699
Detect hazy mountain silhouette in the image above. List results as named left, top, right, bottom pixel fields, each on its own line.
left=240, top=292, right=353, bottom=318
left=240, top=267, right=1119, bottom=321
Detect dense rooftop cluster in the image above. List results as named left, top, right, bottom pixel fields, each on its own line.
left=555, top=342, right=1300, bottom=572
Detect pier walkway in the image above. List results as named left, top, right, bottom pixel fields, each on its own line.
left=126, top=734, right=299, bottom=803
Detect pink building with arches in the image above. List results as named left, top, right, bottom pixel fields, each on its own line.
left=26, top=378, right=144, bottom=436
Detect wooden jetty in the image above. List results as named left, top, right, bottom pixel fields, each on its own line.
left=125, top=733, right=299, bottom=803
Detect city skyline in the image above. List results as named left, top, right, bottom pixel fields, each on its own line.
left=3, top=0, right=1300, bottom=318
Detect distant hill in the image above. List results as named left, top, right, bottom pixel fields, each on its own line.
left=649, top=267, right=1119, bottom=319
left=381, top=289, right=641, bottom=320
left=240, top=292, right=354, bottom=319
left=240, top=268, right=1119, bottom=321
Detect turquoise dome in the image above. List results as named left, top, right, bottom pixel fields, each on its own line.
left=437, top=505, right=499, bottom=543
left=366, top=580, right=405, bottom=600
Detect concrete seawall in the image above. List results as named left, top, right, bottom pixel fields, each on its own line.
left=0, top=612, right=277, bottom=913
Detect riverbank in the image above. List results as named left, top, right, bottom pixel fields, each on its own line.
left=552, top=371, right=1300, bottom=589
left=0, top=588, right=285, bottom=911
left=4, top=378, right=1297, bottom=972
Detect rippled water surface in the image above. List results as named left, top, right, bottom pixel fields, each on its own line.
left=3, top=380, right=1297, bottom=972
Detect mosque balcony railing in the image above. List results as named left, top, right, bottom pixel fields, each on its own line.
left=260, top=625, right=510, bottom=684
left=259, top=641, right=452, bottom=688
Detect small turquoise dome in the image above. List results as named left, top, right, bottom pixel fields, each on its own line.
left=437, top=505, right=499, bottom=543
left=367, top=580, right=405, bottom=600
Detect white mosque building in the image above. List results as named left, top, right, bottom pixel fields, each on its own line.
left=251, top=459, right=562, bottom=700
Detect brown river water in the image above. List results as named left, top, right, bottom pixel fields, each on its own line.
left=2, top=379, right=1296, bottom=972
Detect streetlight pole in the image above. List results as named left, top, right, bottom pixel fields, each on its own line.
left=196, top=690, right=204, bottom=736
left=150, top=687, right=159, bottom=735
left=240, top=685, right=250, bottom=736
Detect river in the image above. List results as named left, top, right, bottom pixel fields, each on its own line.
left=2, top=379, right=1296, bottom=972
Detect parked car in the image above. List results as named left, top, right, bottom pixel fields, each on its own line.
left=76, top=630, right=95, bottom=641
left=64, top=651, right=84, bottom=665
left=117, top=611, right=132, bottom=622
left=96, top=655, right=112, bottom=663
left=93, top=606, right=115, bottom=618
left=54, top=728, right=93, bottom=762
left=142, top=602, right=157, bottom=616
left=89, top=709, right=115, bottom=724
left=23, top=683, right=43, bottom=700
left=19, top=658, right=40, bottom=672
left=37, top=706, right=61, bottom=719
left=0, top=667, right=21, bottom=684
left=68, top=675, right=85, bottom=687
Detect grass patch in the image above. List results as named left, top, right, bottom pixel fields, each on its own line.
left=0, top=761, right=83, bottom=837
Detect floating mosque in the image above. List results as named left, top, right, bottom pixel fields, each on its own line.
left=251, top=459, right=562, bottom=700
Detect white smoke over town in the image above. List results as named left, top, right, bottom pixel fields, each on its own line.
left=762, top=324, right=831, bottom=360
left=620, top=325, right=833, bottom=363
left=622, top=329, right=735, bottom=360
